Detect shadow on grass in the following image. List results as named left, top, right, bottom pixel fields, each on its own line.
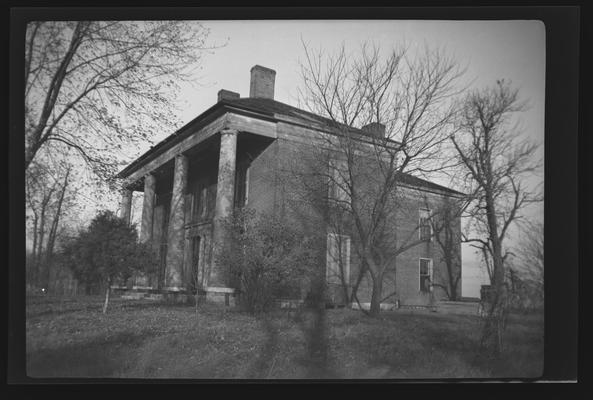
left=244, top=316, right=280, bottom=379
left=333, top=311, right=488, bottom=379
left=26, top=298, right=192, bottom=319
left=26, top=330, right=157, bottom=378
left=397, top=311, right=544, bottom=379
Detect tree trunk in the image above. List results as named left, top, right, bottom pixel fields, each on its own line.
left=36, top=205, right=47, bottom=288
left=447, top=259, right=459, bottom=301
left=369, top=276, right=383, bottom=316
left=30, top=213, right=39, bottom=285
left=102, top=281, right=111, bottom=314
left=480, top=191, right=507, bottom=355
left=44, top=169, right=70, bottom=292
left=449, top=279, right=458, bottom=301
left=347, top=259, right=367, bottom=305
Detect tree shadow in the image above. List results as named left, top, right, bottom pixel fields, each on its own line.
left=244, top=315, right=280, bottom=379
left=293, top=305, right=335, bottom=379
left=26, top=330, right=157, bottom=378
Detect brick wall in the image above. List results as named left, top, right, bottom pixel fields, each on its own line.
left=349, top=190, right=462, bottom=306
left=246, top=140, right=279, bottom=215
left=239, top=122, right=462, bottom=307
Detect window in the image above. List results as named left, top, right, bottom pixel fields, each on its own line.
left=234, top=164, right=250, bottom=208
left=419, top=208, right=432, bottom=241
left=191, top=181, right=210, bottom=221
left=199, top=186, right=208, bottom=218
left=419, top=258, right=433, bottom=292
left=328, top=160, right=350, bottom=204
left=326, top=233, right=351, bottom=285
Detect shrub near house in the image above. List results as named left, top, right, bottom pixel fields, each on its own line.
left=217, top=208, right=319, bottom=313
left=60, top=210, right=158, bottom=313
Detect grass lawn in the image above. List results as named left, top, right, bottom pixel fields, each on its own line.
left=25, top=295, right=544, bottom=380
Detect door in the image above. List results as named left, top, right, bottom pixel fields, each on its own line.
left=190, top=236, right=202, bottom=292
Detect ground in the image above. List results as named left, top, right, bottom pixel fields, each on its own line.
left=25, top=295, right=544, bottom=380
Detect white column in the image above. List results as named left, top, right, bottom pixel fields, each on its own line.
left=208, top=129, right=238, bottom=287
left=165, top=154, right=188, bottom=290
left=140, top=174, right=156, bottom=243
left=119, top=188, right=133, bottom=226
left=136, top=174, right=156, bottom=288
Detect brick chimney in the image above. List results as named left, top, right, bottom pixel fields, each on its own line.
left=361, top=122, right=386, bottom=139
left=249, top=65, right=276, bottom=99
left=218, top=89, right=240, bottom=102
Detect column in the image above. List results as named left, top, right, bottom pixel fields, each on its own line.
left=140, top=174, right=156, bottom=243
left=165, top=154, right=188, bottom=290
left=119, top=188, right=133, bottom=226
left=208, top=129, right=238, bottom=287
left=136, top=174, right=155, bottom=288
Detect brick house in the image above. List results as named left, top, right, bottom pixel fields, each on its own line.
left=116, top=65, right=463, bottom=307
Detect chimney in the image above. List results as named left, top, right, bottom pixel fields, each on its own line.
left=218, top=89, right=240, bottom=102
left=249, top=65, right=276, bottom=99
left=361, top=122, right=386, bottom=139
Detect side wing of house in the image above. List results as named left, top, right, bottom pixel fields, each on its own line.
left=323, top=187, right=463, bottom=308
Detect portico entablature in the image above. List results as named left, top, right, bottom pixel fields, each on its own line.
left=120, top=111, right=277, bottom=188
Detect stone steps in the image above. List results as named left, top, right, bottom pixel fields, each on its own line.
left=436, top=301, right=480, bottom=315
left=119, top=289, right=164, bottom=301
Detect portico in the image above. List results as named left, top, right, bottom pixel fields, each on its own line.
left=117, top=69, right=278, bottom=301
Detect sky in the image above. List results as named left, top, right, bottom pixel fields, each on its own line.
left=163, top=20, right=545, bottom=298
left=47, top=20, right=545, bottom=298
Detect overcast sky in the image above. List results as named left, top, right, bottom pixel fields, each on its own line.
left=164, top=20, right=545, bottom=297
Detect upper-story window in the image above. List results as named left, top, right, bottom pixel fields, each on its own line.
left=234, top=163, right=250, bottom=209
left=419, top=208, right=432, bottom=241
left=191, top=180, right=211, bottom=222
left=328, top=159, right=350, bottom=205
left=199, top=186, right=208, bottom=218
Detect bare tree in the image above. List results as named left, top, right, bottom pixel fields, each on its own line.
left=291, top=42, right=466, bottom=316
left=25, top=20, right=219, bottom=179
left=451, top=80, right=542, bottom=355
left=511, top=221, right=544, bottom=310
left=26, top=159, right=75, bottom=289
left=425, top=195, right=466, bottom=301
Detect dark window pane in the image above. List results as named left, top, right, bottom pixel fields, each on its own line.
left=420, top=275, right=429, bottom=292
left=420, top=259, right=429, bottom=275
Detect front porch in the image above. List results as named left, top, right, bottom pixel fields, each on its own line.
left=117, top=111, right=275, bottom=302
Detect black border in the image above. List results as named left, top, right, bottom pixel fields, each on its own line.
left=7, top=5, right=585, bottom=388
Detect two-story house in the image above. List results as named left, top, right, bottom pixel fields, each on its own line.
left=116, top=65, right=463, bottom=307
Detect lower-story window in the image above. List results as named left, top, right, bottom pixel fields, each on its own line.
left=326, top=233, right=351, bottom=285
left=419, top=258, right=433, bottom=292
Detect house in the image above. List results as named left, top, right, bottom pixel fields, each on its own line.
left=116, top=65, right=463, bottom=307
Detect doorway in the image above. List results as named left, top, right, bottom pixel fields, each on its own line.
left=190, top=236, right=202, bottom=293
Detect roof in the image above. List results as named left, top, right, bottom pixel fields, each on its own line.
left=396, top=173, right=465, bottom=197
left=117, top=97, right=464, bottom=196
left=117, top=97, right=401, bottom=179
left=221, top=97, right=404, bottom=145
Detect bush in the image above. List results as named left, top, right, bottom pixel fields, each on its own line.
left=59, top=210, right=159, bottom=312
left=217, top=209, right=318, bottom=314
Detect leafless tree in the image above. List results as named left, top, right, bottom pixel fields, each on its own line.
left=424, top=195, right=467, bottom=301
left=26, top=159, right=74, bottom=290
left=451, top=80, right=542, bottom=355
left=25, top=20, right=219, bottom=180
left=510, top=221, right=544, bottom=310
left=290, top=42, right=466, bottom=316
